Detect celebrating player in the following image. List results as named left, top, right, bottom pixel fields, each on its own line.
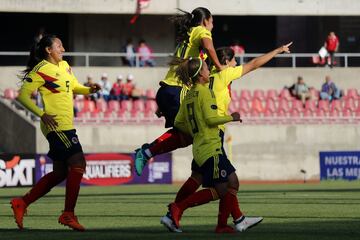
left=161, top=43, right=293, bottom=232
left=134, top=7, right=225, bottom=175
left=10, top=35, right=100, bottom=231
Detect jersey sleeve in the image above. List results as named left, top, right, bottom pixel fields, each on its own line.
left=192, top=26, right=212, bottom=41
left=224, top=65, right=243, bottom=85
left=201, top=88, right=232, bottom=127
left=174, top=103, right=191, bottom=135
left=17, top=72, right=45, bottom=117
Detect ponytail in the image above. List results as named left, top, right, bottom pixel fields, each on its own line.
left=169, top=57, right=203, bottom=86
left=21, top=34, right=57, bottom=80
left=170, top=7, right=212, bottom=43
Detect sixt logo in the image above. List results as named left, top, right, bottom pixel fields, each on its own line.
left=0, top=156, right=35, bottom=187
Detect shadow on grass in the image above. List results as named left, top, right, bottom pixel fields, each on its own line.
left=0, top=220, right=360, bottom=240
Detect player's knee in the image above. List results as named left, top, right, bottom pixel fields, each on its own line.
left=227, top=173, right=239, bottom=191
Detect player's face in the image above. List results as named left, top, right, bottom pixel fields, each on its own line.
left=203, top=16, right=213, bottom=32
left=47, top=38, right=65, bottom=64
left=199, top=60, right=210, bottom=83
left=226, top=57, right=237, bottom=67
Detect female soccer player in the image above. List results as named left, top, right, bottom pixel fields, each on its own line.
left=161, top=43, right=292, bottom=233
left=10, top=35, right=100, bottom=231
left=162, top=56, right=248, bottom=233
left=135, top=7, right=225, bottom=175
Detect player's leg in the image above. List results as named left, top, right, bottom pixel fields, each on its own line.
left=58, top=130, right=86, bottom=231
left=10, top=132, right=69, bottom=229
left=135, top=86, right=192, bottom=175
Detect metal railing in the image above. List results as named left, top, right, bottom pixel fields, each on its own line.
left=1, top=51, right=360, bottom=67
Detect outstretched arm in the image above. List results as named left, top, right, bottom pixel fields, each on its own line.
left=242, top=42, right=292, bottom=76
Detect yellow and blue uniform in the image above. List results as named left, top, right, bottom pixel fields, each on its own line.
left=157, top=26, right=212, bottom=128
left=17, top=60, right=90, bottom=161
left=174, top=84, right=235, bottom=187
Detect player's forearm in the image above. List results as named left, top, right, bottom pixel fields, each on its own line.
left=17, top=90, right=44, bottom=117
left=73, top=86, right=91, bottom=95
left=202, top=38, right=222, bottom=70
left=248, top=48, right=280, bottom=70
left=205, top=115, right=233, bottom=127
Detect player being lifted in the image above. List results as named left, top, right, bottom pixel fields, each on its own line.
left=134, top=7, right=226, bottom=175
left=11, top=35, right=100, bottom=231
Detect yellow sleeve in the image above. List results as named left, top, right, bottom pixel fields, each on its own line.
left=174, top=103, right=190, bottom=135
left=201, top=88, right=232, bottom=127
left=224, top=65, right=243, bottom=85
left=73, top=77, right=91, bottom=95
left=17, top=73, right=45, bottom=117
left=197, top=26, right=212, bottom=40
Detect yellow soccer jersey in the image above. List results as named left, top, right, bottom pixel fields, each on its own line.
left=162, top=26, right=212, bottom=88
left=17, top=60, right=90, bottom=136
left=174, top=84, right=233, bottom=166
left=209, top=66, right=243, bottom=131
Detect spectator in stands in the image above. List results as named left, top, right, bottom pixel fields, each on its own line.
left=97, top=73, right=112, bottom=102
left=137, top=39, right=155, bottom=67
left=320, top=75, right=343, bottom=101
left=324, top=32, right=339, bottom=68
left=84, top=75, right=97, bottom=103
left=230, top=39, right=245, bottom=65
left=111, top=75, right=124, bottom=100
left=293, top=76, right=312, bottom=106
left=124, top=38, right=136, bottom=67
left=123, top=74, right=135, bottom=100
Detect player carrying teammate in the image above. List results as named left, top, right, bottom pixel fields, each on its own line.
left=10, top=35, right=100, bottom=231
left=134, top=7, right=225, bottom=175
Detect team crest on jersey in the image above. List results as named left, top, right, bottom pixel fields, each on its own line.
left=71, top=137, right=79, bottom=144
left=221, top=170, right=227, bottom=178
left=211, top=104, right=218, bottom=110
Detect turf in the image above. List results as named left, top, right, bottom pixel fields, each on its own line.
left=0, top=181, right=359, bottom=240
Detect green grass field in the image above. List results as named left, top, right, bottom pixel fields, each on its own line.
left=0, top=181, right=359, bottom=240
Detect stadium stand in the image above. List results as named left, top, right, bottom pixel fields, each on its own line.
left=2, top=86, right=359, bottom=125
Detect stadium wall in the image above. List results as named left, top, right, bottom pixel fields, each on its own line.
left=1, top=67, right=359, bottom=91
left=32, top=123, right=360, bottom=182
left=0, top=100, right=36, bottom=154
left=1, top=0, right=360, bottom=16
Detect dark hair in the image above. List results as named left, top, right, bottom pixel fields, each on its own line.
left=216, top=47, right=235, bottom=65
left=22, top=34, right=57, bottom=80
left=169, top=57, right=204, bottom=86
left=170, top=7, right=212, bottom=43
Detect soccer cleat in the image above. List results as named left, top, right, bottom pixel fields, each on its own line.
left=160, top=214, right=182, bottom=233
left=10, top=198, right=27, bottom=229
left=168, top=203, right=182, bottom=228
left=134, top=144, right=151, bottom=176
left=58, top=211, right=85, bottom=231
left=234, top=216, right=263, bottom=232
left=215, top=225, right=236, bottom=233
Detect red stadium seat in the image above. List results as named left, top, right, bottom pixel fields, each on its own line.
left=303, top=109, right=314, bottom=117
left=266, top=89, right=278, bottom=101
left=263, top=109, right=274, bottom=117
left=264, top=99, right=276, bottom=113
left=239, top=99, right=250, bottom=113
left=330, top=100, right=343, bottom=112
left=309, top=88, right=320, bottom=101
left=145, top=100, right=157, bottom=111
left=96, top=99, right=107, bottom=112
left=343, top=98, right=356, bottom=112
left=290, top=109, right=301, bottom=117
left=251, top=98, right=264, bottom=113
left=277, top=99, right=290, bottom=113
left=253, top=89, right=265, bottom=101
left=90, top=112, right=99, bottom=118
left=276, top=109, right=287, bottom=117
left=228, top=101, right=238, bottom=112
left=108, top=100, right=120, bottom=112
left=329, top=109, right=341, bottom=117
left=342, top=109, right=353, bottom=117
left=120, top=100, right=132, bottom=112
left=230, top=90, right=240, bottom=101
left=279, top=89, right=292, bottom=101
left=103, top=111, right=113, bottom=118
left=145, top=89, right=156, bottom=99
left=132, top=100, right=145, bottom=112
left=346, top=88, right=359, bottom=100
left=305, top=100, right=317, bottom=112
left=81, top=100, right=96, bottom=113
left=318, top=100, right=330, bottom=112
left=316, top=109, right=327, bottom=117
left=291, top=99, right=304, bottom=112
left=4, top=88, right=17, bottom=99
left=239, top=90, right=251, bottom=101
